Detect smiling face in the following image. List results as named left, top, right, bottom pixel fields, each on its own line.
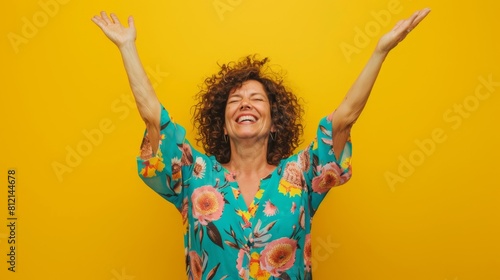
left=224, top=80, right=274, bottom=143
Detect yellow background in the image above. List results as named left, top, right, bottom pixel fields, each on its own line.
left=1, top=0, right=499, bottom=279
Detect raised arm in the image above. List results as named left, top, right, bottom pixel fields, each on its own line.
left=331, top=8, right=431, bottom=159
left=91, top=12, right=161, bottom=153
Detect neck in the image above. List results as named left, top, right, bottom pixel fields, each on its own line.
left=225, top=138, right=273, bottom=176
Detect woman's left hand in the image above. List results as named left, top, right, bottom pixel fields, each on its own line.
left=376, top=8, right=431, bottom=54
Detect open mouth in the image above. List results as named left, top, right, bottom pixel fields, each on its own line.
left=236, top=115, right=257, bottom=124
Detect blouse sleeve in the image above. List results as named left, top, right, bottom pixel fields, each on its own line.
left=136, top=104, right=197, bottom=210
left=299, top=112, right=353, bottom=211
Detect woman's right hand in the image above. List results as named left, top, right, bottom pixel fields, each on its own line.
left=91, top=12, right=136, bottom=48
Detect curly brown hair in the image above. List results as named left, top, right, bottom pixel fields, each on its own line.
left=192, top=55, right=304, bottom=165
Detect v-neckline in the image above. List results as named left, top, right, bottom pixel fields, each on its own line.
left=221, top=163, right=279, bottom=213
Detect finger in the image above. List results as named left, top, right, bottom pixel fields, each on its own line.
left=91, top=16, right=106, bottom=29
left=100, top=11, right=113, bottom=24
left=408, top=8, right=431, bottom=31
left=110, top=13, right=121, bottom=25
left=396, top=10, right=420, bottom=34
left=402, top=10, right=421, bottom=31
left=128, top=16, right=135, bottom=29
left=392, top=19, right=405, bottom=31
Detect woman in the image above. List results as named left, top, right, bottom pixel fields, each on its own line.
left=92, top=8, right=430, bottom=279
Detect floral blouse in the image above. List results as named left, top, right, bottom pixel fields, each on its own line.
left=137, top=104, right=352, bottom=280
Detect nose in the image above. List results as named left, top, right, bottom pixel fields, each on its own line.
left=239, top=98, right=252, bottom=110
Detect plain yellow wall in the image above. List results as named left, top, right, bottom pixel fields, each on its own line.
left=1, top=0, right=499, bottom=279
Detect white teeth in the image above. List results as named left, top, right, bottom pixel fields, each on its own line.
left=237, top=115, right=256, bottom=123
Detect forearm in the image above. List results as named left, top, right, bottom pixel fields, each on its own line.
left=119, top=42, right=159, bottom=118
left=330, top=50, right=388, bottom=160
left=336, top=50, right=388, bottom=126
left=321, top=7, right=429, bottom=160
left=119, top=42, right=161, bottom=152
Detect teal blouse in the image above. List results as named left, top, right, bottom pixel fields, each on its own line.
left=137, top=104, right=352, bottom=280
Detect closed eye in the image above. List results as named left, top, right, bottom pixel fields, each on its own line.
left=250, top=92, right=267, bottom=102
left=227, top=98, right=240, bottom=103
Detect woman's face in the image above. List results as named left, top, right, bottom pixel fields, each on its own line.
left=224, top=80, right=273, bottom=143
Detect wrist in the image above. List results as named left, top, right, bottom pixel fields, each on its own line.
left=372, top=48, right=389, bottom=61
left=118, top=41, right=137, bottom=53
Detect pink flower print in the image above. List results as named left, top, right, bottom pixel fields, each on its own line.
left=299, top=206, right=305, bottom=229
left=263, top=200, right=278, bottom=217
left=225, top=172, right=237, bottom=182
left=304, top=234, right=312, bottom=272
left=191, top=186, right=225, bottom=225
left=278, top=162, right=304, bottom=197
left=236, top=249, right=249, bottom=279
left=298, top=150, right=311, bottom=172
left=311, top=162, right=343, bottom=193
left=259, top=237, right=297, bottom=277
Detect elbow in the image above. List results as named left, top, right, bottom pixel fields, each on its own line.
left=333, top=104, right=360, bottom=131
left=135, top=97, right=160, bottom=126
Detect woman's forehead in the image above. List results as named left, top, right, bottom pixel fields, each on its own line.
left=229, top=80, right=266, bottom=96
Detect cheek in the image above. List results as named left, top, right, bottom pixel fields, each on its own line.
left=224, top=104, right=235, bottom=117
left=224, top=111, right=231, bottom=125
left=223, top=106, right=231, bottom=126
left=266, top=106, right=274, bottom=122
